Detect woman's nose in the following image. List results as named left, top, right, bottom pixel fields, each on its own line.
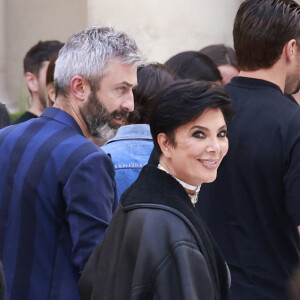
left=206, top=138, right=221, bottom=153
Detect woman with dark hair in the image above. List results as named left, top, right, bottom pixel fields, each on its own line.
left=79, top=80, right=233, bottom=300
left=101, top=63, right=177, bottom=199
left=165, top=51, right=222, bottom=83
left=200, top=44, right=239, bottom=84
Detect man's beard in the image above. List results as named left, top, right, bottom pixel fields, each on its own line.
left=80, top=91, right=129, bottom=141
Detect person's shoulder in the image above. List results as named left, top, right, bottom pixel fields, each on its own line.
left=102, top=140, right=153, bottom=167
left=66, top=137, right=108, bottom=160
left=124, top=205, right=198, bottom=244
left=272, top=95, right=300, bottom=126
left=13, top=111, right=37, bottom=124
left=0, top=118, right=33, bottom=141
left=101, top=139, right=120, bottom=153
left=225, top=77, right=284, bottom=101
left=62, top=143, right=115, bottom=186
left=51, top=133, right=111, bottom=174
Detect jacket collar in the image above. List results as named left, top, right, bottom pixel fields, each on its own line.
left=40, top=107, right=84, bottom=136
left=121, top=164, right=192, bottom=210
left=105, top=124, right=152, bottom=144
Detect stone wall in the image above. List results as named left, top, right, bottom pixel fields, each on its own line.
left=88, top=0, right=242, bottom=63
left=1, top=0, right=87, bottom=112
left=0, top=0, right=243, bottom=112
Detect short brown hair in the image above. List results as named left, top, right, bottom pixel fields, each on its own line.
left=234, top=0, right=300, bottom=71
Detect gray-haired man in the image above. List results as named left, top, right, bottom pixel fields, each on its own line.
left=0, top=26, right=144, bottom=300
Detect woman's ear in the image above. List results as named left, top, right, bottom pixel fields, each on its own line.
left=157, top=133, right=172, bottom=158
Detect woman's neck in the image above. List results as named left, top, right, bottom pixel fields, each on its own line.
left=157, top=160, right=201, bottom=206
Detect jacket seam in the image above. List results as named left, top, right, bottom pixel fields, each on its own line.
left=130, top=241, right=199, bottom=296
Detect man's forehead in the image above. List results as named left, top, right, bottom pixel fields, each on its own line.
left=103, top=60, right=137, bottom=84
left=106, top=59, right=137, bottom=71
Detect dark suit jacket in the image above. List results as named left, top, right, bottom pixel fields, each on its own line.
left=0, top=107, right=118, bottom=300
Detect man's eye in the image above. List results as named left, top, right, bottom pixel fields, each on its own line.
left=193, top=131, right=205, bottom=138
left=117, top=87, right=126, bottom=93
left=218, top=130, right=227, bottom=138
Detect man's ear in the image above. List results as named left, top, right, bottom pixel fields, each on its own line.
left=284, top=39, right=297, bottom=63
left=25, top=72, right=38, bottom=93
left=157, top=133, right=172, bottom=158
left=70, top=75, right=90, bottom=101
left=47, top=83, right=56, bottom=105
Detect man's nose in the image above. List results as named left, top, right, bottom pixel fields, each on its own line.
left=121, top=90, right=134, bottom=112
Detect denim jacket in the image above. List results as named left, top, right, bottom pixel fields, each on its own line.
left=101, top=124, right=153, bottom=200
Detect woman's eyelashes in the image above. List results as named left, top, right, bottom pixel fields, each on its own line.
left=218, top=130, right=227, bottom=138
left=192, top=129, right=227, bottom=139
left=192, top=131, right=205, bottom=138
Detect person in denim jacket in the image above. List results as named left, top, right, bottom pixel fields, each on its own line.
left=102, top=63, right=177, bottom=199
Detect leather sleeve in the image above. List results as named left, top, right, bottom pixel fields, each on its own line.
left=0, top=261, right=6, bottom=300
left=151, top=241, right=215, bottom=300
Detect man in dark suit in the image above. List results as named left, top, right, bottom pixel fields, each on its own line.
left=197, top=1, right=300, bottom=299
left=0, top=26, right=143, bottom=300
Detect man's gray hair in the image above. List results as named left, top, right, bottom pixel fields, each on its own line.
left=54, top=26, right=145, bottom=96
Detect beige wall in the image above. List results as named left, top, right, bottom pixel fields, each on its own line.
left=2, top=0, right=87, bottom=112
left=88, top=0, right=242, bottom=63
left=1, top=0, right=242, bottom=112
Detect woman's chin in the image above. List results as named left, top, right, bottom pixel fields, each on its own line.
left=200, top=175, right=217, bottom=184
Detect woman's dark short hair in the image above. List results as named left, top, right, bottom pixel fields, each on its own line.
left=234, top=0, right=300, bottom=71
left=165, top=51, right=222, bottom=82
left=127, top=63, right=177, bottom=124
left=150, top=80, right=234, bottom=155
left=200, top=44, right=238, bottom=69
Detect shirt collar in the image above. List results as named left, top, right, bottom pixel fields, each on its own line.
left=229, top=76, right=283, bottom=94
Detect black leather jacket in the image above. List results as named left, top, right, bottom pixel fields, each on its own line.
left=0, top=261, right=5, bottom=300
left=79, top=165, right=230, bottom=300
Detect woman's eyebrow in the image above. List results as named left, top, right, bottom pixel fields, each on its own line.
left=190, top=125, right=208, bottom=131
left=190, top=124, right=227, bottom=131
